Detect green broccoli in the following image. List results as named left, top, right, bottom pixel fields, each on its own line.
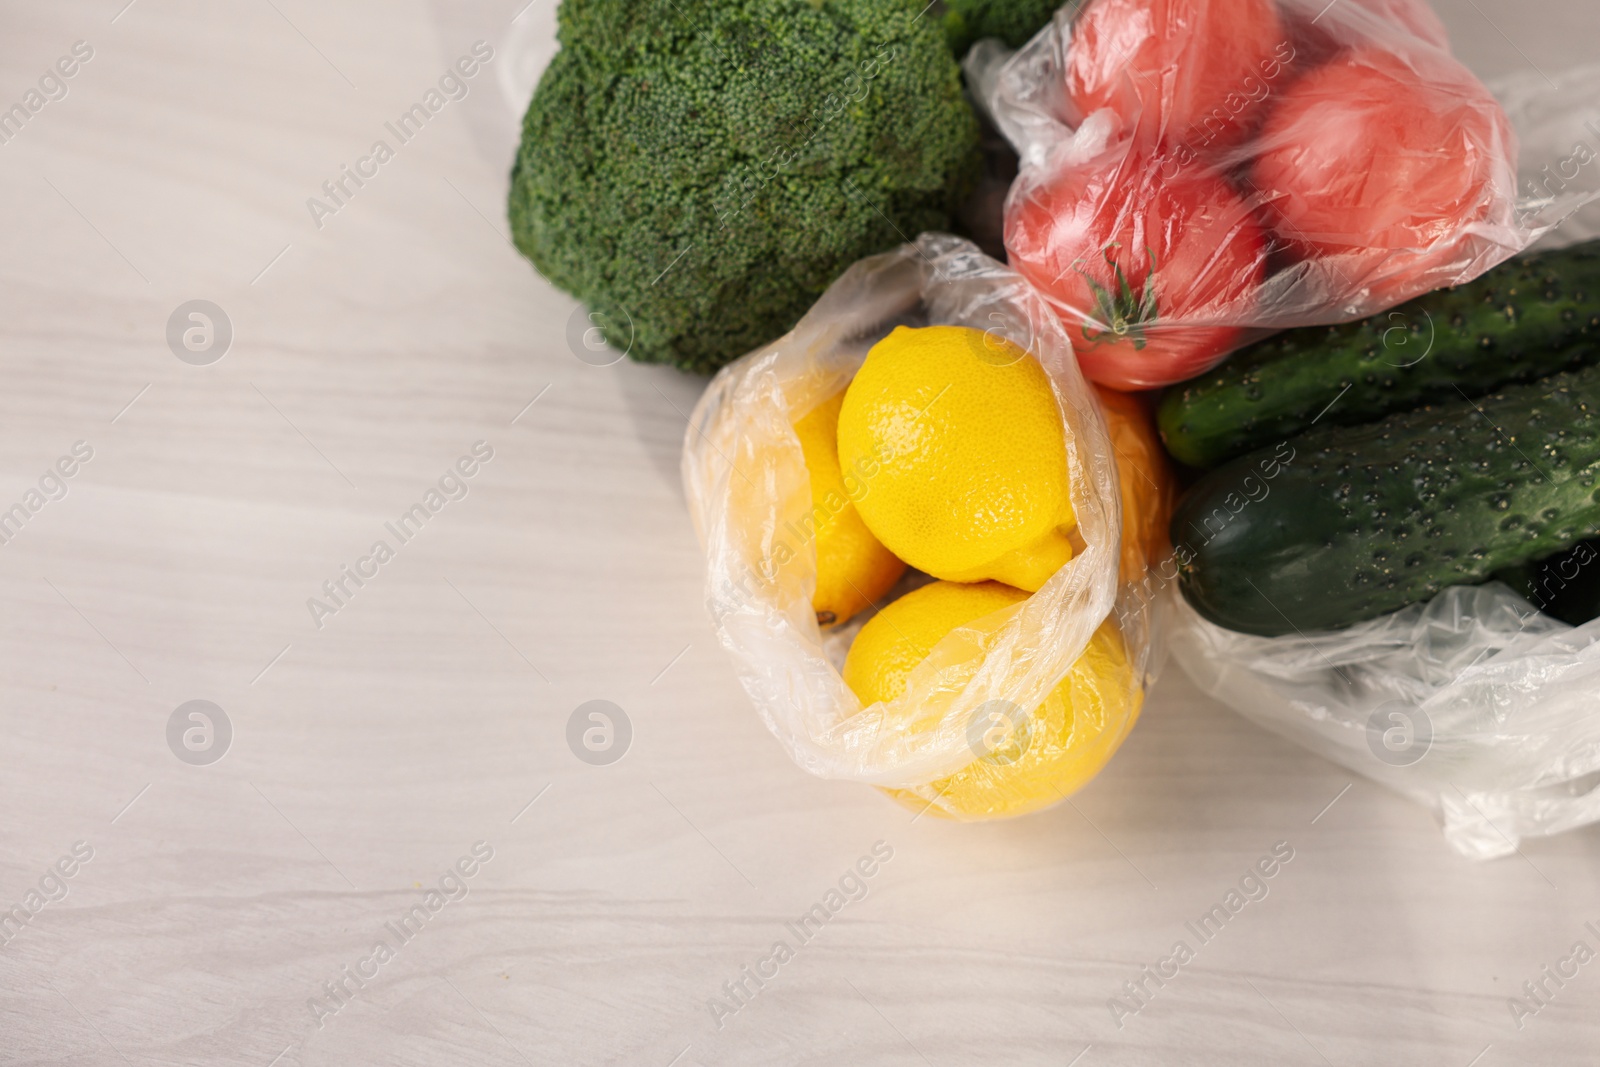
left=508, top=0, right=981, bottom=374
left=940, top=0, right=1063, bottom=54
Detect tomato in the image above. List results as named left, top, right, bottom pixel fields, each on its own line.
left=1006, top=148, right=1267, bottom=390
left=1250, top=47, right=1515, bottom=308
left=1065, top=0, right=1293, bottom=154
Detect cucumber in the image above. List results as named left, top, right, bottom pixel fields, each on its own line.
left=1172, top=363, right=1600, bottom=636
left=1158, top=239, right=1600, bottom=469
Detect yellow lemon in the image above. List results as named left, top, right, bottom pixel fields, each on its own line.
left=837, top=325, right=1076, bottom=592
left=842, top=580, right=1140, bottom=819
left=793, top=390, right=906, bottom=628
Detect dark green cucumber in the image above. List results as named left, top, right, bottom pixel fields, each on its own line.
left=1158, top=239, right=1600, bottom=469
left=1172, top=363, right=1600, bottom=636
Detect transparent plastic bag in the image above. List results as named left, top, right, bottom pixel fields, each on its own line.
left=1488, top=63, right=1600, bottom=251
left=1170, top=586, right=1600, bottom=860
left=682, top=234, right=1156, bottom=818
left=969, top=0, right=1591, bottom=389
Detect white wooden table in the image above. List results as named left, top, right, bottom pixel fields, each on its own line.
left=2, top=1, right=1597, bottom=1063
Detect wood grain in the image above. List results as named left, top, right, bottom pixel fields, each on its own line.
left=0, top=0, right=1596, bottom=1064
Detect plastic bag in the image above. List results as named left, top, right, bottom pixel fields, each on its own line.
left=1488, top=63, right=1600, bottom=249
left=683, top=234, right=1156, bottom=817
left=1170, top=587, right=1600, bottom=861
left=970, top=0, right=1589, bottom=389
left=1159, top=65, right=1600, bottom=860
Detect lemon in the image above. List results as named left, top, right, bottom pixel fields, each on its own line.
left=837, top=325, right=1075, bottom=592
left=843, top=580, right=1024, bottom=709
left=793, top=390, right=907, bottom=627
left=842, top=580, right=1140, bottom=819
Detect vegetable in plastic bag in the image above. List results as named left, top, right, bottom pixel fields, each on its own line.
left=1164, top=63, right=1600, bottom=858
left=1156, top=238, right=1600, bottom=470
left=971, top=0, right=1588, bottom=389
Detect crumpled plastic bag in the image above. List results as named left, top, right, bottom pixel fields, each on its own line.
left=1488, top=62, right=1600, bottom=249
left=682, top=234, right=1155, bottom=817
left=1162, top=64, right=1600, bottom=860
left=967, top=0, right=1591, bottom=389
left=1170, top=586, right=1600, bottom=861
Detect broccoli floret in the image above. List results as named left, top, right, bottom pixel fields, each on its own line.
left=508, top=0, right=981, bottom=374
left=939, top=0, right=1062, bottom=54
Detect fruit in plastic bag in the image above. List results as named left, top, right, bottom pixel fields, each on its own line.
left=683, top=234, right=1145, bottom=815
left=1065, top=0, right=1289, bottom=151
left=1251, top=47, right=1516, bottom=305
left=837, top=324, right=1077, bottom=592
left=980, top=0, right=1540, bottom=389
left=1006, top=147, right=1268, bottom=390
left=1095, top=385, right=1175, bottom=581
left=792, top=390, right=907, bottom=628
left=843, top=580, right=1139, bottom=818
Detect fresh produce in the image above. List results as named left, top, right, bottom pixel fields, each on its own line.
left=687, top=238, right=1158, bottom=819
left=508, top=0, right=980, bottom=374
left=1497, top=540, right=1600, bottom=628
left=1096, top=386, right=1176, bottom=581
left=1158, top=239, right=1600, bottom=469
left=942, top=0, right=1062, bottom=54
left=1173, top=364, right=1600, bottom=636
left=1064, top=0, right=1288, bottom=150
left=837, top=325, right=1076, bottom=592
left=842, top=580, right=1138, bottom=818
left=998, top=0, right=1524, bottom=389
left=1251, top=47, right=1514, bottom=306
left=1006, top=149, right=1268, bottom=390
left=792, top=390, right=906, bottom=628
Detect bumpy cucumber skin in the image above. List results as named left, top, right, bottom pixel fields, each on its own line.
left=1173, top=364, right=1600, bottom=636
left=1158, top=240, right=1600, bottom=469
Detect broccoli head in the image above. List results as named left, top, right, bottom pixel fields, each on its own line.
left=939, top=0, right=1062, bottom=55
left=508, top=0, right=981, bottom=374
